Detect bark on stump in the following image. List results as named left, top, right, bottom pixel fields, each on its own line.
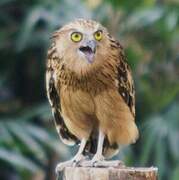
left=59, top=166, right=158, bottom=180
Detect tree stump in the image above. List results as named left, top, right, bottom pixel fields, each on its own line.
left=58, top=166, right=158, bottom=180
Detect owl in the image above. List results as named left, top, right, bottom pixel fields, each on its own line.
left=46, top=19, right=139, bottom=171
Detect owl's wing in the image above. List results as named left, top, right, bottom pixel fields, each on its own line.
left=46, top=57, right=79, bottom=146
left=115, top=44, right=135, bottom=117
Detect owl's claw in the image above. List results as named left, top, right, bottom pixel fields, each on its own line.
left=79, top=154, right=104, bottom=167
left=55, top=154, right=88, bottom=173
left=91, top=154, right=105, bottom=166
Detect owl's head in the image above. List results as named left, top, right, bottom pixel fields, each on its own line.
left=52, top=19, right=113, bottom=73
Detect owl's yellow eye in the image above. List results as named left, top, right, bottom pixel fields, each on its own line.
left=94, top=30, right=103, bottom=41
left=71, top=32, right=82, bottom=42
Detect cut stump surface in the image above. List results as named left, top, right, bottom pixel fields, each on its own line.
left=59, top=166, right=158, bottom=180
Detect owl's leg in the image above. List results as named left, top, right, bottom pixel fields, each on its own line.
left=80, top=130, right=105, bottom=167
left=91, top=130, right=124, bottom=167
left=55, top=138, right=87, bottom=172
left=91, top=129, right=105, bottom=163
left=81, top=130, right=124, bottom=168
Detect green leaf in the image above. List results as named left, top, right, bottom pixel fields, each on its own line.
left=139, top=128, right=156, bottom=164
left=0, top=0, right=15, bottom=6
left=172, top=166, right=179, bottom=180
left=125, top=7, right=164, bottom=30
left=0, top=122, right=13, bottom=144
left=165, top=11, right=178, bottom=31
left=6, top=122, right=47, bottom=163
left=0, top=148, right=41, bottom=172
left=25, top=124, right=70, bottom=157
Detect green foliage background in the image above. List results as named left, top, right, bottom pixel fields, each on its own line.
left=0, top=0, right=179, bottom=179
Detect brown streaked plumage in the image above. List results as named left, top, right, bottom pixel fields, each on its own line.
left=46, top=19, right=139, bottom=169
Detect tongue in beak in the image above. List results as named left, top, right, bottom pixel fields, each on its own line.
left=79, top=40, right=96, bottom=63
left=79, top=46, right=95, bottom=63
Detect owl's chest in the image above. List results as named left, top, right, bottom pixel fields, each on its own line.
left=60, top=86, right=95, bottom=116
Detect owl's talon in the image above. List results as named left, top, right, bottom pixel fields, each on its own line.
left=55, top=162, right=70, bottom=173
left=93, top=161, right=98, bottom=167
left=55, top=154, right=88, bottom=173
left=92, top=154, right=105, bottom=163
left=72, top=159, right=80, bottom=166
left=72, top=161, right=76, bottom=167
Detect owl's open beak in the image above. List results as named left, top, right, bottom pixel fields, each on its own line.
left=79, top=40, right=96, bottom=63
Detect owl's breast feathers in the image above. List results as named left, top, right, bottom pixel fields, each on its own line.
left=46, top=37, right=137, bottom=148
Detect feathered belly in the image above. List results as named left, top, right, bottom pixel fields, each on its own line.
left=60, top=86, right=96, bottom=140
left=60, top=85, right=138, bottom=145
left=94, top=89, right=138, bottom=145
